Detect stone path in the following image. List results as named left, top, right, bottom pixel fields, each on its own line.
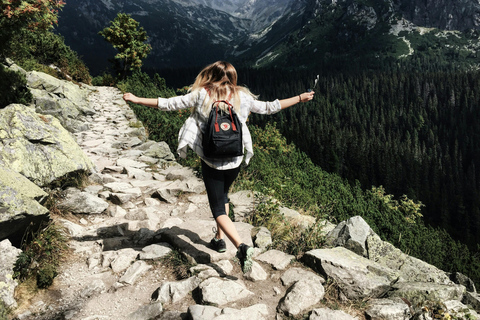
left=13, top=86, right=340, bottom=320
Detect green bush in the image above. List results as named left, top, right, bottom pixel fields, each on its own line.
left=36, top=264, right=57, bottom=289
left=0, top=64, right=32, bottom=108
left=7, top=30, right=91, bottom=83
left=13, top=221, right=67, bottom=290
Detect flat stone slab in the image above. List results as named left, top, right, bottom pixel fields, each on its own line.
left=303, top=247, right=398, bottom=299
left=199, top=277, right=254, bottom=306
left=256, top=249, right=294, bottom=270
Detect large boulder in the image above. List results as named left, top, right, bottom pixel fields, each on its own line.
left=303, top=247, right=398, bottom=300
left=367, top=233, right=452, bottom=284
left=0, top=166, right=49, bottom=245
left=27, top=71, right=95, bottom=133
left=326, top=216, right=371, bottom=257
left=0, top=104, right=95, bottom=187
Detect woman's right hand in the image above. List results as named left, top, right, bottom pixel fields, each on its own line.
left=123, top=92, right=138, bottom=103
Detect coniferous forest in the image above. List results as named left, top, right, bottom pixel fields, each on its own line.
left=241, top=66, right=480, bottom=252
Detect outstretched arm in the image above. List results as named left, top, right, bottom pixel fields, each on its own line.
left=123, top=93, right=158, bottom=108
left=279, top=91, right=315, bottom=110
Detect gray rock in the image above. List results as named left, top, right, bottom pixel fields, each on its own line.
left=279, top=207, right=316, bottom=231
left=119, top=260, right=152, bottom=285
left=0, top=104, right=95, bottom=187
left=190, top=260, right=234, bottom=280
left=229, top=190, right=255, bottom=222
left=367, top=233, right=452, bottom=284
left=83, top=185, right=103, bottom=195
left=108, top=193, right=134, bottom=205
left=127, top=127, right=148, bottom=142
left=57, top=188, right=109, bottom=214
left=278, top=279, right=325, bottom=316
left=141, top=141, right=174, bottom=160
left=188, top=305, right=222, bottom=320
left=107, top=205, right=127, bottom=218
left=125, top=167, right=152, bottom=180
left=104, top=182, right=134, bottom=193
left=152, top=189, right=178, bottom=204
left=188, top=304, right=268, bottom=320
left=128, top=302, right=163, bottom=320
left=281, top=267, right=325, bottom=287
left=245, top=261, right=268, bottom=282
left=310, top=308, right=359, bottom=320
left=57, top=219, right=86, bottom=237
left=110, top=248, right=139, bottom=273
left=154, top=276, right=202, bottom=304
left=191, top=264, right=225, bottom=280
left=0, top=166, right=49, bottom=243
left=116, top=158, right=148, bottom=169
left=463, top=291, right=480, bottom=311
left=139, top=243, right=172, bottom=260
left=199, top=277, right=254, bottom=306
left=303, top=247, right=397, bottom=300
left=79, top=279, right=106, bottom=298
left=386, top=282, right=466, bottom=307
left=328, top=216, right=371, bottom=257
left=256, top=249, right=294, bottom=270
left=0, top=239, right=22, bottom=308
left=252, top=227, right=272, bottom=249
left=364, top=298, right=412, bottom=320
left=27, top=71, right=95, bottom=132
left=164, top=166, right=197, bottom=181
left=450, top=272, right=476, bottom=293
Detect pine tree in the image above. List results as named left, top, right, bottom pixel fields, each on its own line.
left=99, top=13, right=152, bottom=78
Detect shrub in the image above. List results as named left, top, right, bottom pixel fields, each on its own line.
left=0, top=64, right=32, bottom=108
left=13, top=220, right=67, bottom=289
left=7, top=30, right=91, bottom=84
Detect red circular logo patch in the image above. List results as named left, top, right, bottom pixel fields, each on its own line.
left=220, top=122, right=231, bottom=131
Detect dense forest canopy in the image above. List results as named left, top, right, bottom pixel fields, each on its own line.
left=243, top=67, right=480, bottom=251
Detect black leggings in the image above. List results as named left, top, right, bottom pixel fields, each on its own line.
left=201, top=160, right=241, bottom=219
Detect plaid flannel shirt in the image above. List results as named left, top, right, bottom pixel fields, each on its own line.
left=157, top=88, right=281, bottom=170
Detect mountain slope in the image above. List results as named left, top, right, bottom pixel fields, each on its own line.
left=56, top=0, right=480, bottom=75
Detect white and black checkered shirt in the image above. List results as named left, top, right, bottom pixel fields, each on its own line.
left=157, top=88, right=281, bottom=170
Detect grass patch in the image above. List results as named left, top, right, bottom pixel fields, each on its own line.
left=161, top=249, right=196, bottom=280
left=47, top=170, right=90, bottom=190
left=13, top=220, right=68, bottom=290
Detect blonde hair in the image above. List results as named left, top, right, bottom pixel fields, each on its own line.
left=190, top=61, right=257, bottom=115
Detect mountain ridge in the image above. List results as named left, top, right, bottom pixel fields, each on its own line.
left=56, top=0, right=480, bottom=75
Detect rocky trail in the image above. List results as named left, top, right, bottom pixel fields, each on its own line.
left=3, top=75, right=480, bottom=320
left=9, top=86, right=338, bottom=320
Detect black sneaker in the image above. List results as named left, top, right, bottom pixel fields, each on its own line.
left=210, top=237, right=227, bottom=253
left=236, top=243, right=254, bottom=273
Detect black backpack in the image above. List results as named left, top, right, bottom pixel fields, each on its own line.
left=202, top=100, right=243, bottom=158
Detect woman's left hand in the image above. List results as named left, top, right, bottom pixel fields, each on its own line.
left=299, top=91, right=315, bottom=102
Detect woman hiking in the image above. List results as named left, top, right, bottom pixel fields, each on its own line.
left=123, top=61, right=315, bottom=273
